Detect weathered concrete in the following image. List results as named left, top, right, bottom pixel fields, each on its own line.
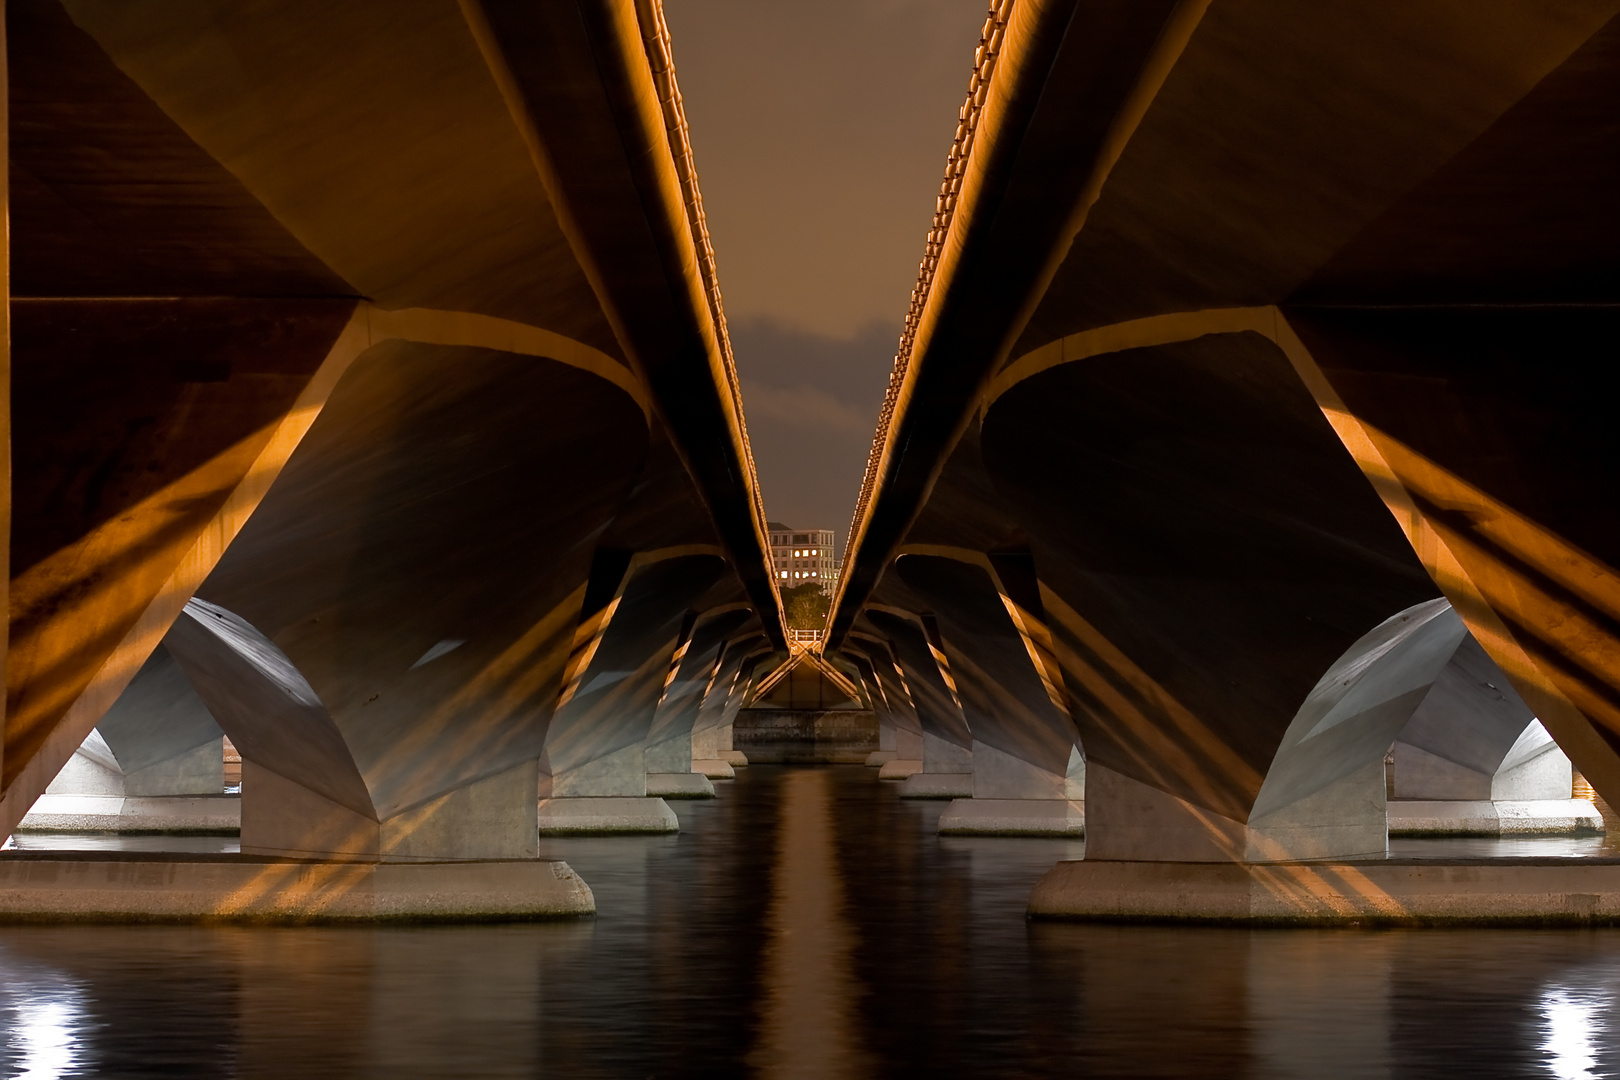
left=900, top=773, right=973, bottom=800
left=939, top=799, right=1084, bottom=837
left=690, top=759, right=735, bottom=779
left=1388, top=799, right=1602, bottom=837
left=18, top=794, right=240, bottom=834
left=733, top=709, right=878, bottom=764
left=878, top=759, right=924, bottom=780
left=1030, top=858, right=1620, bottom=925
left=0, top=852, right=592, bottom=922
left=645, top=772, right=715, bottom=799
left=535, top=797, right=678, bottom=835
left=721, top=750, right=749, bottom=768
left=238, top=759, right=540, bottom=863
left=865, top=750, right=898, bottom=767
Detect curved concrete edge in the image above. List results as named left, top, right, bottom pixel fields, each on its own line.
left=537, top=797, right=679, bottom=834
left=1028, top=858, right=1620, bottom=925
left=1388, top=799, right=1604, bottom=837
left=646, top=773, right=716, bottom=799
left=938, top=798, right=1084, bottom=836
left=0, top=854, right=594, bottom=923
left=900, top=772, right=973, bottom=799
left=721, top=751, right=749, bottom=768
left=865, top=750, right=899, bottom=767
left=691, top=759, right=736, bottom=780
left=877, top=758, right=924, bottom=781
left=19, top=794, right=241, bottom=835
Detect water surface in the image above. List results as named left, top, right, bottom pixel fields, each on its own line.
left=2, top=765, right=1619, bottom=1078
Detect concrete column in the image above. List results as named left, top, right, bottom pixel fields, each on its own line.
left=168, top=600, right=539, bottom=860
left=891, top=551, right=1086, bottom=828
left=864, top=613, right=965, bottom=783
left=691, top=637, right=757, bottom=772
left=1384, top=629, right=1601, bottom=837
left=645, top=608, right=750, bottom=789
left=20, top=644, right=237, bottom=833
left=540, top=553, right=727, bottom=833
left=1081, top=598, right=1549, bottom=861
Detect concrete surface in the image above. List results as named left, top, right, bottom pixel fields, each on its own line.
left=19, top=794, right=241, bottom=834
left=1030, top=858, right=1620, bottom=925
left=536, top=797, right=678, bottom=834
left=938, top=798, right=1085, bottom=836
left=1388, top=799, right=1603, bottom=837
left=0, top=851, right=593, bottom=922
left=645, top=773, right=715, bottom=799
left=900, top=773, right=973, bottom=799
left=878, top=759, right=923, bottom=781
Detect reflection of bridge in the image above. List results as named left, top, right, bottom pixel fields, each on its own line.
left=4, top=0, right=1620, bottom=924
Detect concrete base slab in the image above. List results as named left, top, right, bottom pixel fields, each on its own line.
left=1388, top=799, right=1603, bottom=837
left=0, top=852, right=593, bottom=922
left=878, top=759, right=923, bottom=781
left=19, top=794, right=240, bottom=834
left=900, top=773, right=974, bottom=799
left=722, top=750, right=749, bottom=768
left=865, top=750, right=898, bottom=767
left=939, top=799, right=1085, bottom=836
left=645, top=773, right=716, bottom=799
left=536, top=797, right=679, bottom=834
left=1029, top=858, right=1620, bottom=925
left=691, top=759, right=735, bottom=780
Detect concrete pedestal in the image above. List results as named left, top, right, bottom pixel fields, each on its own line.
left=865, top=750, right=898, bottom=767
left=1388, top=799, right=1603, bottom=836
left=938, top=799, right=1085, bottom=836
left=19, top=794, right=240, bottom=834
left=900, top=773, right=973, bottom=799
left=691, top=759, right=735, bottom=780
left=721, top=750, right=749, bottom=768
left=646, top=773, right=715, bottom=799
left=241, top=760, right=540, bottom=862
left=878, top=759, right=923, bottom=780
left=536, top=797, right=678, bottom=834
left=1029, top=858, right=1620, bottom=925
left=0, top=851, right=593, bottom=922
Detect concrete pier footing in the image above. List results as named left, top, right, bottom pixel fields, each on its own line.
left=0, top=852, right=594, bottom=922
left=1029, top=858, right=1620, bottom=925
left=536, top=797, right=679, bottom=834
left=19, top=794, right=241, bottom=834
left=721, top=751, right=749, bottom=768
left=645, top=773, right=716, bottom=799
left=1387, top=799, right=1603, bottom=837
left=939, top=799, right=1085, bottom=836
left=900, top=773, right=973, bottom=799
left=878, top=759, right=923, bottom=780
left=865, top=750, right=898, bottom=767
left=691, top=759, right=735, bottom=780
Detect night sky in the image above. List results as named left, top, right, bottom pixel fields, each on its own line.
left=663, top=0, right=987, bottom=545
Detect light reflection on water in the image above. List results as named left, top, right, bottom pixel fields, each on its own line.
left=0, top=767, right=1619, bottom=1077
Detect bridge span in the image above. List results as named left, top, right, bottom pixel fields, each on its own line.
left=825, top=0, right=1620, bottom=919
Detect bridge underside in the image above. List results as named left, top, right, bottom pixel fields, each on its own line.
left=1, top=0, right=785, bottom=914
left=828, top=0, right=1620, bottom=901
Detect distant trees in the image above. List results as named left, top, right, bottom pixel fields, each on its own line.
left=782, top=582, right=830, bottom=630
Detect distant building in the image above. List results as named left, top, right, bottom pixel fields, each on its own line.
left=767, top=522, right=839, bottom=592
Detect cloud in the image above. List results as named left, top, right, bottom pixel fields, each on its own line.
left=742, top=381, right=871, bottom=435
left=727, top=318, right=901, bottom=541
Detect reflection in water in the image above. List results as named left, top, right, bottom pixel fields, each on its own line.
left=1541, top=989, right=1601, bottom=1080
left=6, top=767, right=1620, bottom=1075
left=0, top=959, right=86, bottom=1079
left=749, top=769, right=869, bottom=1079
